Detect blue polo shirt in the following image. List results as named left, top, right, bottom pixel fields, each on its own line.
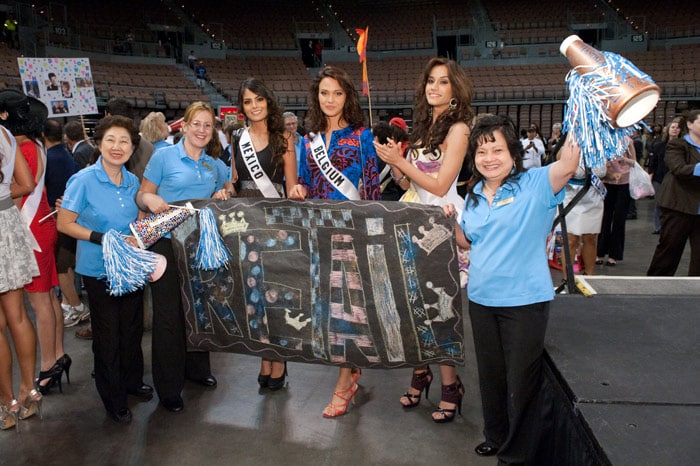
left=143, top=138, right=219, bottom=203
left=461, top=166, right=564, bottom=307
left=62, top=158, right=140, bottom=278
left=211, top=157, right=228, bottom=191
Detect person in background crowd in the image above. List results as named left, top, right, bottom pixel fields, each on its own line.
left=221, top=122, right=243, bottom=167
left=187, top=50, right=197, bottom=70
left=547, top=122, right=562, bottom=165
left=521, top=123, right=545, bottom=169
left=371, top=118, right=409, bottom=201
left=63, top=121, right=93, bottom=169
left=195, top=62, right=207, bottom=88
left=648, top=117, right=683, bottom=234
left=647, top=110, right=700, bottom=276
left=140, top=112, right=171, bottom=151
left=288, top=66, right=380, bottom=418
left=596, top=136, right=636, bottom=266
left=282, top=111, right=304, bottom=174
left=627, top=128, right=646, bottom=220
left=42, top=119, right=86, bottom=330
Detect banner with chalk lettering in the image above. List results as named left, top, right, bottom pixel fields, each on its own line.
left=170, top=198, right=464, bottom=368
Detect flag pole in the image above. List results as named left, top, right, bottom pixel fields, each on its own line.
left=356, top=27, right=372, bottom=127
left=365, top=61, right=373, bottom=127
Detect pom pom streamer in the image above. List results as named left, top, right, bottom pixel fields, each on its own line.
left=103, top=229, right=161, bottom=296
left=563, top=51, right=653, bottom=168
left=196, top=207, right=232, bottom=270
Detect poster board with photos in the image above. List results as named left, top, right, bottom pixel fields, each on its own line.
left=17, top=57, right=98, bottom=117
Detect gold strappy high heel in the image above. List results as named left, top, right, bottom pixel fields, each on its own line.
left=1, top=399, right=20, bottom=431
left=18, top=389, right=43, bottom=421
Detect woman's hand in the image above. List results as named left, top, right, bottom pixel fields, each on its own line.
left=212, top=188, right=233, bottom=200
left=125, top=236, right=140, bottom=249
left=287, top=184, right=308, bottom=200
left=139, top=192, right=169, bottom=214
left=373, top=137, right=404, bottom=166
left=442, top=203, right=456, bottom=218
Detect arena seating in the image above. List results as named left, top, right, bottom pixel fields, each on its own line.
left=3, top=0, right=698, bottom=132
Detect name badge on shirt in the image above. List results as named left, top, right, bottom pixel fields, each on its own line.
left=494, top=196, right=514, bottom=207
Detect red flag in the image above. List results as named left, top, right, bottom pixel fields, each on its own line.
left=356, top=27, right=368, bottom=63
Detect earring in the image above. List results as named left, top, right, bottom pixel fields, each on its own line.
left=448, top=98, right=457, bottom=111
left=428, top=106, right=433, bottom=118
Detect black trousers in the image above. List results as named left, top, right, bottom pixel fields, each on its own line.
left=597, top=183, right=631, bottom=261
left=149, top=238, right=211, bottom=400
left=647, top=207, right=700, bottom=276
left=83, top=276, right=144, bottom=414
left=469, top=300, right=550, bottom=466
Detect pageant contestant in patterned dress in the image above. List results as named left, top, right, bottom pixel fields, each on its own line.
left=288, top=66, right=380, bottom=418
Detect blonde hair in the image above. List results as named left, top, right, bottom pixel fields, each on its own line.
left=139, top=111, right=168, bottom=143
left=183, top=101, right=215, bottom=123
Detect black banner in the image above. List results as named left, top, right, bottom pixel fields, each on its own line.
left=171, top=198, right=464, bottom=368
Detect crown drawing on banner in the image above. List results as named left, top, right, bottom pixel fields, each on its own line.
left=220, top=211, right=250, bottom=236
left=412, top=217, right=451, bottom=255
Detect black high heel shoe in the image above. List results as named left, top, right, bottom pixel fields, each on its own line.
left=400, top=366, right=433, bottom=408
left=258, top=358, right=271, bottom=388
left=35, top=362, right=64, bottom=395
left=432, top=375, right=464, bottom=423
left=57, top=353, right=72, bottom=385
left=267, top=362, right=287, bottom=391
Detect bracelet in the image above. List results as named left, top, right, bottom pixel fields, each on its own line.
left=394, top=175, right=408, bottom=184
left=89, top=231, right=104, bottom=245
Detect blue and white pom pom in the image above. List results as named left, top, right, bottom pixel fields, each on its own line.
left=563, top=51, right=651, bottom=168
left=102, top=229, right=161, bottom=296
left=195, top=207, right=231, bottom=270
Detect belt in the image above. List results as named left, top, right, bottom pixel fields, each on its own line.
left=0, top=195, right=15, bottom=211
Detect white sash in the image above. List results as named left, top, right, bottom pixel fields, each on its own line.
left=20, top=140, right=45, bottom=252
left=238, top=129, right=281, bottom=198
left=308, top=132, right=361, bottom=200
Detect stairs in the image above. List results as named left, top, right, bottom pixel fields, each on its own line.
left=175, top=63, right=231, bottom=110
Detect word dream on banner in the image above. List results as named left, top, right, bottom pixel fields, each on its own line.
left=17, top=57, right=98, bottom=117
left=171, top=198, right=464, bottom=369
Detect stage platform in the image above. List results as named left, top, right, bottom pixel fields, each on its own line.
left=544, top=277, right=700, bottom=466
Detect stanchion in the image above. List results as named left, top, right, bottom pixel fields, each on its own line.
left=552, top=171, right=592, bottom=295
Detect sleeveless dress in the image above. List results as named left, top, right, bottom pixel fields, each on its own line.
left=400, top=147, right=470, bottom=286
left=0, top=127, right=40, bottom=293
left=20, top=139, right=58, bottom=292
left=234, top=144, right=285, bottom=198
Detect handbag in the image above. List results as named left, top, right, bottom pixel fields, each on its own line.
left=628, top=161, right=655, bottom=199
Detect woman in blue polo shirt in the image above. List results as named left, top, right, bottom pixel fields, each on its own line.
left=58, top=116, right=151, bottom=424
left=449, top=115, right=580, bottom=463
left=137, top=101, right=230, bottom=413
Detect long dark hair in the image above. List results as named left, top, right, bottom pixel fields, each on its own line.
left=237, top=77, right=288, bottom=175
left=411, top=57, right=474, bottom=155
left=305, top=66, right=364, bottom=133
left=466, top=115, right=525, bottom=207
